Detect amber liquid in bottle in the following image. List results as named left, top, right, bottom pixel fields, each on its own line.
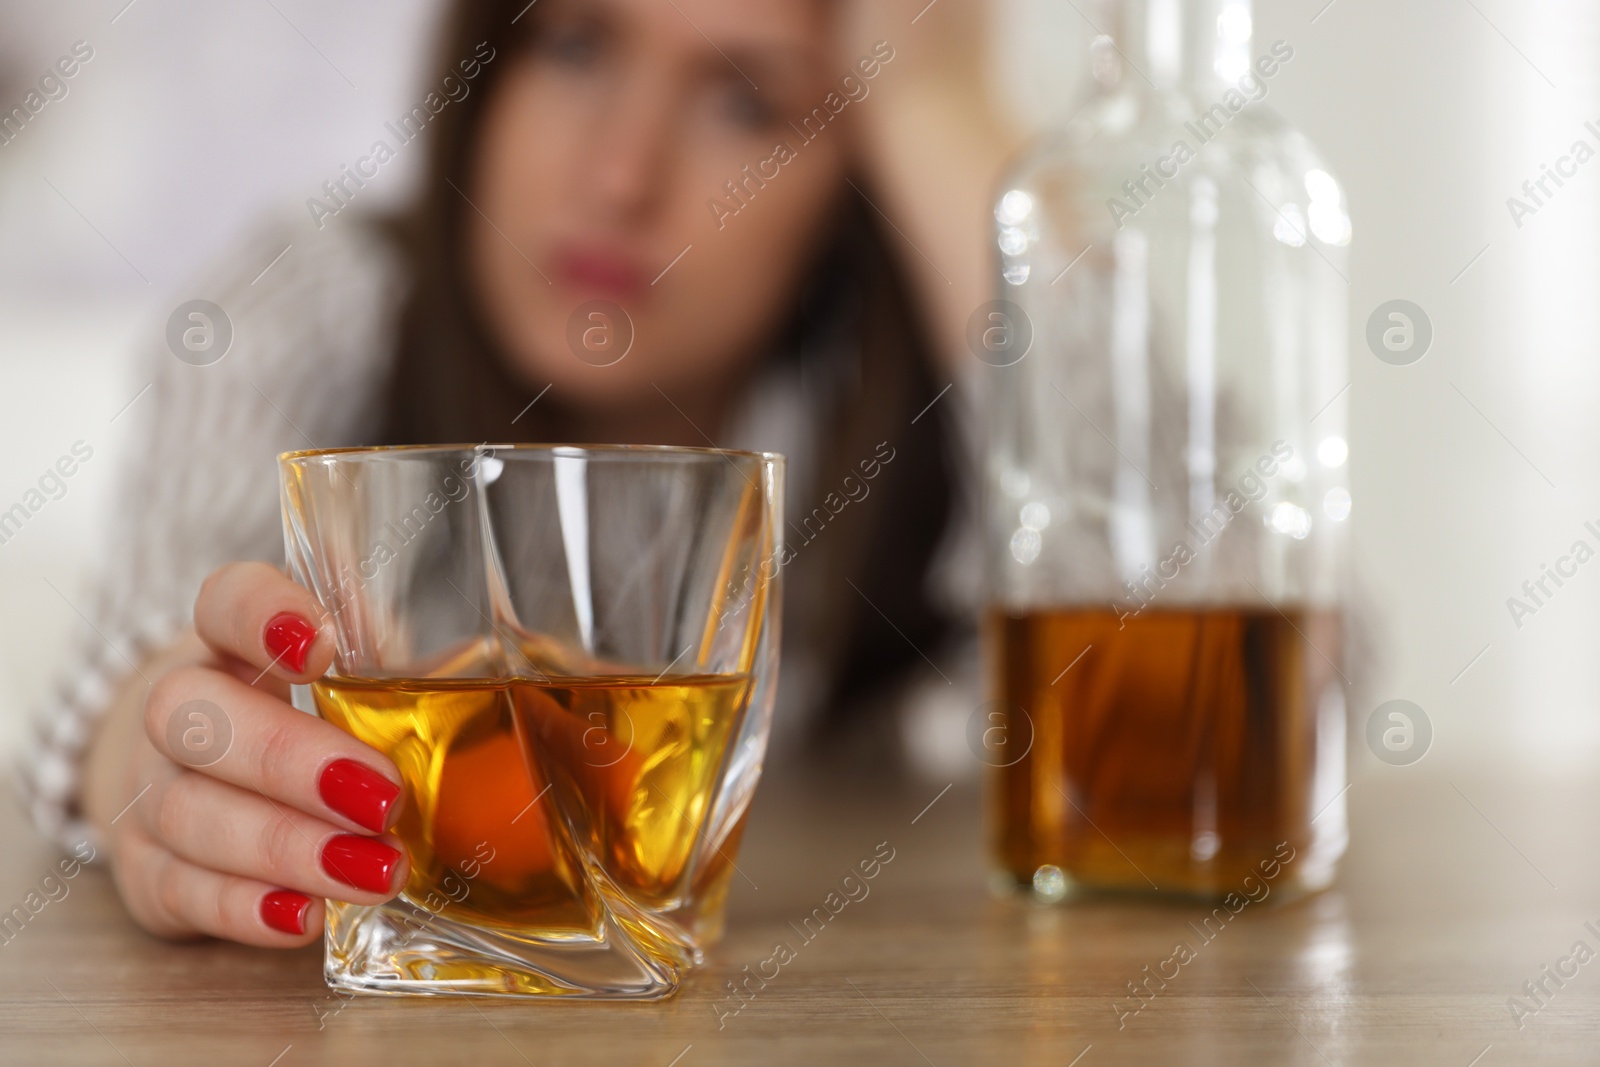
left=313, top=671, right=752, bottom=956
left=988, top=606, right=1340, bottom=897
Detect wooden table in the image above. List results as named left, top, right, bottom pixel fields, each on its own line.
left=3, top=761, right=1598, bottom=1065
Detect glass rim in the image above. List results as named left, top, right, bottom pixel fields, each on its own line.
left=279, top=442, right=785, bottom=467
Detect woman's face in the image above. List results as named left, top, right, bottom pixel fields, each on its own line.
left=468, top=0, right=848, bottom=417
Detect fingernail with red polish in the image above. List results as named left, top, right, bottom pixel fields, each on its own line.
left=261, top=890, right=313, bottom=935
left=322, top=835, right=403, bottom=895
left=319, top=759, right=402, bottom=833
left=264, top=612, right=318, bottom=674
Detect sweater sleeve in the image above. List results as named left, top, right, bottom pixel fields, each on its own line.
left=12, top=216, right=408, bottom=855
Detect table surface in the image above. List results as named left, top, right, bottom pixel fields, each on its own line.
left=2, top=760, right=1598, bottom=1066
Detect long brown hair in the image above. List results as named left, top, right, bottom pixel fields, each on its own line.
left=379, top=0, right=956, bottom=756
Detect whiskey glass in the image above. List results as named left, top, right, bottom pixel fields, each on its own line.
left=279, top=444, right=783, bottom=998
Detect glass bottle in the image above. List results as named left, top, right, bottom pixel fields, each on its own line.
left=980, top=0, right=1351, bottom=900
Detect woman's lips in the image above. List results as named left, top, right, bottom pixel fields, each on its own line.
left=552, top=245, right=649, bottom=301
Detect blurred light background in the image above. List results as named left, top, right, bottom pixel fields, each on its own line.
left=1, top=0, right=1595, bottom=776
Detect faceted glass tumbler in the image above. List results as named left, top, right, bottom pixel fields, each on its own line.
left=278, top=444, right=784, bottom=999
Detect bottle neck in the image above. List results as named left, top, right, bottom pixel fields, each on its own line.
left=1097, top=0, right=1253, bottom=94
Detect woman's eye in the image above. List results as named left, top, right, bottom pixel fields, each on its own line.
left=539, top=22, right=603, bottom=67
left=720, top=85, right=776, bottom=131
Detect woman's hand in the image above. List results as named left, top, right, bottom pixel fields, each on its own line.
left=83, top=561, right=410, bottom=946
left=837, top=0, right=1025, bottom=374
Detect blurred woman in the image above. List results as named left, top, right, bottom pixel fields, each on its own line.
left=18, top=0, right=971, bottom=946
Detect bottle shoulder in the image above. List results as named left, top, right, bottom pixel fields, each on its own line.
left=1005, top=89, right=1337, bottom=185
left=994, top=88, right=1349, bottom=248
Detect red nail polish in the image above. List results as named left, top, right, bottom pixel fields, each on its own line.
left=319, top=759, right=402, bottom=833
left=261, top=890, right=312, bottom=935
left=263, top=612, right=317, bottom=674
left=322, top=835, right=403, bottom=895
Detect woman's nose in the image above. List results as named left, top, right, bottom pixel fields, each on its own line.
left=583, top=71, right=678, bottom=223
